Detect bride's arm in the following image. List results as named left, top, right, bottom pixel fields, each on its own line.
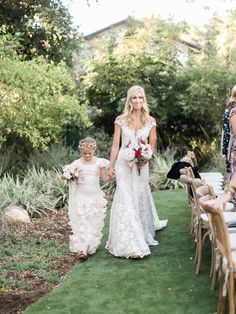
left=149, top=119, right=157, bottom=153
left=109, top=123, right=121, bottom=176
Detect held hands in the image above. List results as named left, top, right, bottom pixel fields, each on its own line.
left=108, top=168, right=116, bottom=179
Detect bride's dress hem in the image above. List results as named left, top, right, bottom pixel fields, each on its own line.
left=105, top=245, right=152, bottom=259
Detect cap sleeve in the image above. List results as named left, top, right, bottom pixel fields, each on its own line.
left=115, top=116, right=125, bottom=127
left=69, top=159, right=80, bottom=171
left=98, top=158, right=110, bottom=169
left=149, top=117, right=157, bottom=127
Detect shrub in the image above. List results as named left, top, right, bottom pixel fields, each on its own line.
left=0, top=167, right=69, bottom=218
left=0, top=55, right=89, bottom=151
left=29, top=143, right=78, bottom=171
left=150, top=153, right=185, bottom=190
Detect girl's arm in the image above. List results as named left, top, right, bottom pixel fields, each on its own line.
left=100, top=167, right=113, bottom=183
left=109, top=123, right=121, bottom=176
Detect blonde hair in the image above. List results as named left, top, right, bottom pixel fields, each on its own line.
left=230, top=84, right=236, bottom=102
left=123, top=85, right=150, bottom=126
left=226, top=85, right=236, bottom=110
left=78, top=137, right=96, bottom=150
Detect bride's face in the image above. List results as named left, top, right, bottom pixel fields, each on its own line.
left=130, top=91, right=144, bottom=111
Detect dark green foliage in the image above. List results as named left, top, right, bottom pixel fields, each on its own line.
left=0, top=0, right=81, bottom=65
left=79, top=16, right=236, bottom=151
left=0, top=54, right=89, bottom=151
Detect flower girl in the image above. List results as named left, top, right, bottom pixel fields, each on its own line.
left=62, top=137, right=111, bottom=261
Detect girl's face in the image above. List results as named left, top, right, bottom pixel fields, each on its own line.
left=130, top=91, right=144, bottom=111
left=81, top=147, right=95, bottom=162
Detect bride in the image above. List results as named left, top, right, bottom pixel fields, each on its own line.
left=106, top=85, right=168, bottom=259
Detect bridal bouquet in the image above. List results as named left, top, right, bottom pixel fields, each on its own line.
left=61, top=164, right=79, bottom=182
left=123, top=138, right=153, bottom=175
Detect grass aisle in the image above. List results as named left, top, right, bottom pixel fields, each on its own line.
left=25, top=190, right=217, bottom=314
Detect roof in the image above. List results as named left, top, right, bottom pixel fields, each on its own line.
left=83, top=17, right=202, bottom=52
left=84, top=18, right=129, bottom=40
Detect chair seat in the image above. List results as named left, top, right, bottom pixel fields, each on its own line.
left=207, top=181, right=224, bottom=186
left=229, top=233, right=236, bottom=250
left=223, top=253, right=236, bottom=269
left=200, top=172, right=223, bottom=177
left=203, top=180, right=224, bottom=186
left=213, top=190, right=224, bottom=196
left=223, top=212, right=236, bottom=223
left=201, top=178, right=224, bottom=183
left=201, top=211, right=236, bottom=222
left=224, top=202, right=235, bottom=212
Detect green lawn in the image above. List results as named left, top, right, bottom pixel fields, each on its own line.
left=24, top=189, right=218, bottom=314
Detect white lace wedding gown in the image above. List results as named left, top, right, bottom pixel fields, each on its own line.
left=106, top=118, right=168, bottom=258
left=68, top=158, right=107, bottom=254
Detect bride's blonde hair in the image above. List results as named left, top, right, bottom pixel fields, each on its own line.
left=123, top=85, right=150, bottom=126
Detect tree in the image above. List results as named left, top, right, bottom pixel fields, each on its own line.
left=0, top=0, right=80, bottom=65
left=0, top=53, right=90, bottom=150
left=78, top=15, right=236, bottom=150
left=78, top=18, right=193, bottom=147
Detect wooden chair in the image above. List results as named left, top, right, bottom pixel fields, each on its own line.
left=203, top=203, right=236, bottom=314
left=180, top=168, right=235, bottom=276
left=191, top=183, right=215, bottom=274
left=198, top=186, right=236, bottom=289
left=179, top=166, right=212, bottom=274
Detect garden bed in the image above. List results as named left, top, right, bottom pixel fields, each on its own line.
left=0, top=211, right=78, bottom=314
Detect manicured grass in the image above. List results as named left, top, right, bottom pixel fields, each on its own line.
left=25, top=190, right=218, bottom=314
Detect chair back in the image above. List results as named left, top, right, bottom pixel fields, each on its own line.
left=203, top=205, right=233, bottom=267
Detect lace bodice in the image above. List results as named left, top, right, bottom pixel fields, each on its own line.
left=69, top=158, right=107, bottom=188
left=115, top=116, right=156, bottom=147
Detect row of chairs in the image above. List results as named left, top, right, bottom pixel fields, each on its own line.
left=178, top=152, right=236, bottom=313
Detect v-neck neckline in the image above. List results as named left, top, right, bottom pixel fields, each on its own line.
left=125, top=124, right=146, bottom=136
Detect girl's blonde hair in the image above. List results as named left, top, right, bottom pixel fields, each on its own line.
left=78, top=137, right=96, bottom=150
left=123, top=85, right=150, bottom=126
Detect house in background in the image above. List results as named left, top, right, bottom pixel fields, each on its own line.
left=84, top=18, right=130, bottom=42
left=74, top=16, right=202, bottom=76
left=74, top=18, right=131, bottom=76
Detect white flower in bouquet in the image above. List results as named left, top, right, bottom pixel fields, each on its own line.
left=123, top=147, right=135, bottom=161
left=141, top=144, right=153, bottom=160
left=128, top=138, right=140, bottom=151
left=124, top=138, right=153, bottom=175
left=62, top=164, right=73, bottom=180
left=62, top=164, right=79, bottom=181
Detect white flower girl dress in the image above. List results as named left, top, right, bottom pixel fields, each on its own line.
left=65, top=158, right=108, bottom=254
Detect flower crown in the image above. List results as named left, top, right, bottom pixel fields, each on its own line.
left=78, top=137, right=96, bottom=149
left=79, top=143, right=96, bottom=149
